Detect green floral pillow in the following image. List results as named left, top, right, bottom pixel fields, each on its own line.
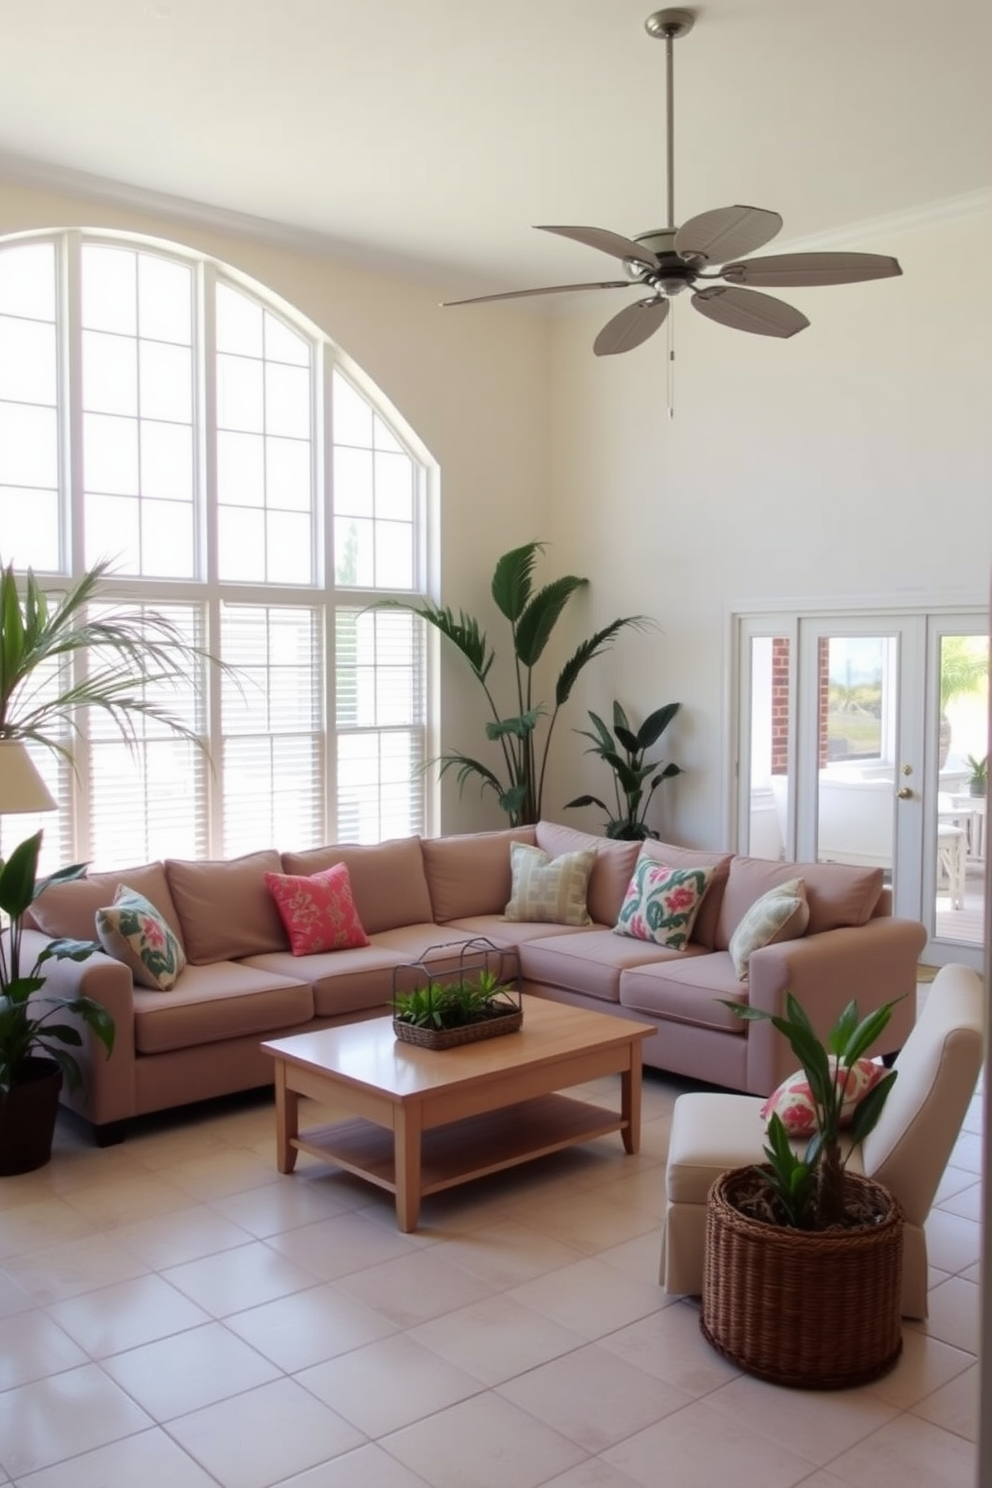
left=96, top=886, right=187, bottom=991
left=613, top=858, right=714, bottom=950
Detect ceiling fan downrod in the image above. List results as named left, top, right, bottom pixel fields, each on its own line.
left=645, top=8, right=695, bottom=231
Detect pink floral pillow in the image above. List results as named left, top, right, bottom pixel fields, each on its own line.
left=760, top=1057, right=887, bottom=1137
left=264, top=863, right=370, bottom=955
left=95, top=886, right=186, bottom=991
left=613, top=858, right=714, bottom=950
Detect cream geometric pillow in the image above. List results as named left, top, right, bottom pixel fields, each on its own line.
left=728, top=878, right=809, bottom=981
left=502, top=841, right=595, bottom=926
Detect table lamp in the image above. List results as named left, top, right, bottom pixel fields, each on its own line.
left=0, top=740, right=57, bottom=819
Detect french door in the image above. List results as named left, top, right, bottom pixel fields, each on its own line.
left=735, top=609, right=988, bottom=972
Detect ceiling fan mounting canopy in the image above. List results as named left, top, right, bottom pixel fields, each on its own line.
left=442, top=8, right=902, bottom=355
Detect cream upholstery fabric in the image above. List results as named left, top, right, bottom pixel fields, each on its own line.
left=659, top=963, right=984, bottom=1319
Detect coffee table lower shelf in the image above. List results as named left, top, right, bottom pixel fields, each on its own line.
left=293, top=1092, right=624, bottom=1205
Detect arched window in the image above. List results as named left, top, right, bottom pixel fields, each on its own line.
left=0, top=231, right=432, bottom=870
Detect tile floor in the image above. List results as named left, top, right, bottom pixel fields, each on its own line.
left=0, top=1031, right=983, bottom=1488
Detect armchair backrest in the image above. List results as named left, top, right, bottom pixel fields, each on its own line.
left=862, top=963, right=984, bottom=1227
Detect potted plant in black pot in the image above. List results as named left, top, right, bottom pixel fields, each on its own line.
left=702, top=992, right=904, bottom=1389
left=0, top=556, right=224, bottom=1168
left=0, top=826, right=114, bottom=1174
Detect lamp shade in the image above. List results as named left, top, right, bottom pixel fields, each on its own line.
left=0, top=740, right=56, bottom=814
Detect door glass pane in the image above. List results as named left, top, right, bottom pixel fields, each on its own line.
left=817, top=635, right=895, bottom=875
left=747, top=634, right=791, bottom=860
left=934, top=634, right=988, bottom=947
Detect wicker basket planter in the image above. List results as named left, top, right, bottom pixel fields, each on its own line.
left=392, top=938, right=522, bottom=1052
left=701, top=1165, right=904, bottom=1390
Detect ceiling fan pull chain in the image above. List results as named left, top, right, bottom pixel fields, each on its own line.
left=666, top=310, right=676, bottom=418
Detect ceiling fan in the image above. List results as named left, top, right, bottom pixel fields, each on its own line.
left=442, top=8, right=902, bottom=355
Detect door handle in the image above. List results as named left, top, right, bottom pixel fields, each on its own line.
left=896, top=786, right=913, bottom=800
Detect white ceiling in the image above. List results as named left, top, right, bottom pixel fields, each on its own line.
left=1, top=0, right=989, bottom=304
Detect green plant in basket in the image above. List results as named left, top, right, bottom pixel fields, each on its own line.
left=393, top=970, right=515, bottom=1030
left=725, top=992, right=902, bottom=1230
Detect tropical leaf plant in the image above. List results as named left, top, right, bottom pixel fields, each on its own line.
left=0, top=831, right=114, bottom=1096
left=724, top=992, right=902, bottom=1229
left=0, top=557, right=219, bottom=759
left=392, top=970, right=515, bottom=1029
left=376, top=542, right=647, bottom=826
left=565, top=700, right=682, bottom=839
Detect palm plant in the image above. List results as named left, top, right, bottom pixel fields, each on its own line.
left=565, top=700, right=682, bottom=839
left=727, top=993, right=901, bottom=1229
left=377, top=543, right=646, bottom=826
left=0, top=557, right=212, bottom=757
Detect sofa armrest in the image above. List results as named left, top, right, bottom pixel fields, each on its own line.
left=20, top=927, right=137, bottom=1129
left=744, top=916, right=927, bottom=1093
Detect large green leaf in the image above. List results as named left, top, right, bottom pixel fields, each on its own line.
left=555, top=618, right=646, bottom=708
left=491, top=542, right=544, bottom=623
left=636, top=701, right=682, bottom=748
left=0, top=831, right=42, bottom=918
left=515, top=577, right=588, bottom=668
left=485, top=709, right=542, bottom=741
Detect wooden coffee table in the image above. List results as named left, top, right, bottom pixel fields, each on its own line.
left=262, top=995, right=654, bottom=1231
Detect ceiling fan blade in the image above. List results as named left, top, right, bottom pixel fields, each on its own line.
left=536, top=225, right=660, bottom=268
left=593, top=297, right=669, bottom=356
left=720, top=251, right=903, bottom=288
left=442, top=280, right=629, bottom=307
left=691, top=286, right=809, bottom=338
left=674, top=206, right=783, bottom=265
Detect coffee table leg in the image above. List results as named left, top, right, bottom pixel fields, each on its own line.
left=621, top=1047, right=643, bottom=1155
left=272, top=1061, right=299, bottom=1174
left=394, top=1103, right=422, bottom=1232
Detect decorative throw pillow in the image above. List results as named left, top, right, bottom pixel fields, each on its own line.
left=761, top=1057, right=888, bottom=1138
left=95, top=886, right=187, bottom=991
left=502, top=841, right=595, bottom=926
left=613, top=858, right=714, bottom=950
left=728, top=878, right=809, bottom=981
left=264, top=862, right=371, bottom=955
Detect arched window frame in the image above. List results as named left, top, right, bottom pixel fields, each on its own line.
left=0, top=228, right=435, bottom=870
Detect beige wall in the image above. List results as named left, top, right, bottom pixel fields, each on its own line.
left=547, top=210, right=992, bottom=847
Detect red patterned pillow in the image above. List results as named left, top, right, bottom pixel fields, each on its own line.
left=760, top=1057, right=887, bottom=1137
left=264, top=863, right=370, bottom=955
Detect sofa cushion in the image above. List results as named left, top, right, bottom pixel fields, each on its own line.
left=421, top=827, right=536, bottom=921
left=521, top=929, right=701, bottom=1003
left=715, top=857, right=884, bottom=945
left=614, top=858, right=715, bottom=951
left=535, top=822, right=639, bottom=926
left=728, top=878, right=809, bottom=980
left=95, top=886, right=187, bottom=991
left=28, top=861, right=184, bottom=943
left=619, top=951, right=748, bottom=1033
left=264, top=863, right=371, bottom=955
left=281, top=837, right=433, bottom=935
left=165, top=849, right=287, bottom=964
left=132, top=962, right=313, bottom=1054
left=503, top=841, right=595, bottom=926
left=635, top=840, right=733, bottom=949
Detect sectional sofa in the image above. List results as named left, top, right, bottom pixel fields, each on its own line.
left=23, top=821, right=926, bottom=1144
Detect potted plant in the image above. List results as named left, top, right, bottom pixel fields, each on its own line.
left=376, top=543, right=647, bottom=826
left=0, top=830, right=114, bottom=1174
left=965, top=753, right=987, bottom=798
left=564, top=700, right=682, bottom=839
left=392, top=938, right=522, bottom=1050
left=0, top=555, right=223, bottom=1167
left=702, top=992, right=904, bottom=1389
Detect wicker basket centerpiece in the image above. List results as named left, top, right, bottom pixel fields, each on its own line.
left=392, top=938, right=522, bottom=1051
left=701, top=990, right=906, bottom=1389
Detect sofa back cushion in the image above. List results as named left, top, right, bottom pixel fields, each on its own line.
left=421, top=827, right=536, bottom=922
left=28, top=861, right=184, bottom=944
left=635, top=840, right=734, bottom=949
left=280, top=836, right=433, bottom=935
left=535, top=822, right=639, bottom=926
left=165, top=849, right=286, bottom=964
left=715, top=856, right=884, bottom=946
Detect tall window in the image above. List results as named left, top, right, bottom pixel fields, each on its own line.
left=0, top=231, right=430, bottom=869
